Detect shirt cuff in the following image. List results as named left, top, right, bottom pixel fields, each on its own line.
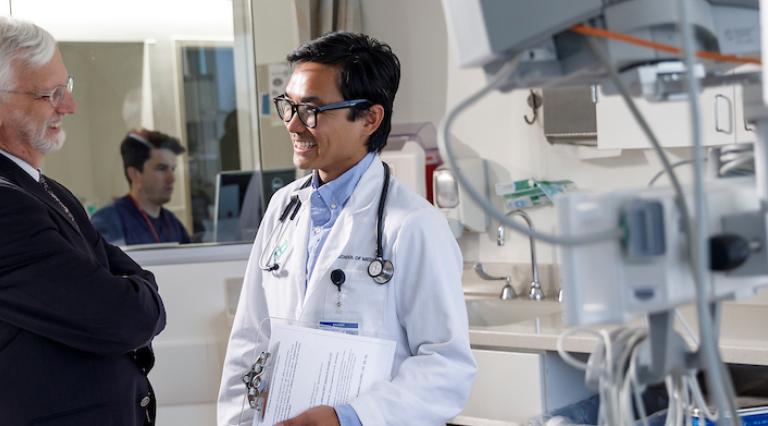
left=334, top=404, right=362, bottom=426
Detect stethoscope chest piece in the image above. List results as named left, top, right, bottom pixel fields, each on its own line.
left=368, top=258, right=394, bottom=284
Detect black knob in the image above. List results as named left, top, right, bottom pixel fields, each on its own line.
left=330, top=269, right=346, bottom=289
left=710, top=233, right=750, bottom=271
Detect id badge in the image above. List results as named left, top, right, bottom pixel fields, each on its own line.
left=318, top=320, right=360, bottom=335
left=321, top=287, right=363, bottom=335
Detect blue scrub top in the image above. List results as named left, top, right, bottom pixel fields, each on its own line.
left=91, top=195, right=191, bottom=246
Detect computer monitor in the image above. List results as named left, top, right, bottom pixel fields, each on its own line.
left=262, top=169, right=298, bottom=204
left=214, top=171, right=263, bottom=242
left=213, top=168, right=297, bottom=242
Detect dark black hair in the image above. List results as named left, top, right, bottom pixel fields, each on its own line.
left=120, top=129, right=185, bottom=185
left=287, top=32, right=401, bottom=153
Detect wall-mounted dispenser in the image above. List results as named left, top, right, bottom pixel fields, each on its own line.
left=381, top=140, right=426, bottom=198
left=382, top=122, right=441, bottom=202
left=433, top=158, right=488, bottom=238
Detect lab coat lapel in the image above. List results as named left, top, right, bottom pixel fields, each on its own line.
left=303, top=157, right=383, bottom=309
left=284, top=185, right=313, bottom=316
left=262, top=182, right=313, bottom=320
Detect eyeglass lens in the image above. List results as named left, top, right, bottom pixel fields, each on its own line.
left=275, top=99, right=316, bottom=128
left=50, top=77, right=74, bottom=107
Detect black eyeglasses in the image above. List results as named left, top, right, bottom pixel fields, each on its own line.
left=0, top=76, right=74, bottom=108
left=273, top=96, right=371, bottom=129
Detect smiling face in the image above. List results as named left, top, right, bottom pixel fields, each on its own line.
left=0, top=49, right=77, bottom=167
left=283, top=62, right=382, bottom=183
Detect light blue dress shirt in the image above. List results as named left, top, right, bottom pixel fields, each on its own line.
left=305, top=152, right=375, bottom=282
left=305, top=152, right=375, bottom=426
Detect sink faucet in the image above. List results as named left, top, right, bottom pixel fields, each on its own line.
left=497, top=210, right=544, bottom=301
left=473, top=263, right=517, bottom=300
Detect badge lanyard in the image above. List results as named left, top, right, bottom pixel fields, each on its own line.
left=126, top=194, right=163, bottom=243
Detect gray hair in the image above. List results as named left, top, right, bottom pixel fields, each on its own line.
left=0, top=17, right=56, bottom=91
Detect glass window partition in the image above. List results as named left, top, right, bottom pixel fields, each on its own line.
left=178, top=42, right=240, bottom=242
left=13, top=0, right=299, bottom=248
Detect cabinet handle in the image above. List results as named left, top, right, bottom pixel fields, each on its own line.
left=714, top=94, right=733, bottom=134
left=745, top=117, right=755, bottom=132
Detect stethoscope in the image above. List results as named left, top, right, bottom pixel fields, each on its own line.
left=258, top=162, right=394, bottom=285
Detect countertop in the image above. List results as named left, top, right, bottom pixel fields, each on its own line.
left=463, top=278, right=768, bottom=366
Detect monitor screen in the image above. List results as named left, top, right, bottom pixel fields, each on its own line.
left=262, top=169, right=298, bottom=204
left=214, top=171, right=262, bottom=242
left=213, top=169, right=296, bottom=242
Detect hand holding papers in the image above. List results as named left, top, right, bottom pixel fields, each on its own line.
left=254, top=323, right=396, bottom=426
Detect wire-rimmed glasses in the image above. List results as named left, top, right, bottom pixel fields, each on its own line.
left=0, top=75, right=74, bottom=108
left=272, top=95, right=371, bottom=129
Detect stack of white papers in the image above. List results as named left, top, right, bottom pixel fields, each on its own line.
left=254, top=323, right=396, bottom=426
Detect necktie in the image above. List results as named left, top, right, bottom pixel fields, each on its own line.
left=39, top=175, right=77, bottom=225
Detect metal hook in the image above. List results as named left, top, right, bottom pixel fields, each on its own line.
left=524, top=90, right=543, bottom=125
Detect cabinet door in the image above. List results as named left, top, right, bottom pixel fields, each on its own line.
left=596, top=85, right=736, bottom=149
left=457, top=349, right=544, bottom=423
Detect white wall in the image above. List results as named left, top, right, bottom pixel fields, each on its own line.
left=361, top=0, right=449, bottom=128
left=252, top=0, right=297, bottom=64
left=362, top=0, right=696, bottom=268
left=0, top=0, right=9, bottom=16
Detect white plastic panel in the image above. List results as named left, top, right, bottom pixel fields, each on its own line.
left=459, top=349, right=544, bottom=422
left=597, top=85, right=736, bottom=149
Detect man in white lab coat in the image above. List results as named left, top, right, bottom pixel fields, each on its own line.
left=218, top=32, right=476, bottom=426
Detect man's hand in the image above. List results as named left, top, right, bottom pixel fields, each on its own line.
left=274, top=405, right=340, bottom=426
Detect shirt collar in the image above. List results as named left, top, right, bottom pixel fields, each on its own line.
left=0, top=149, right=41, bottom=182
left=311, top=152, right=376, bottom=209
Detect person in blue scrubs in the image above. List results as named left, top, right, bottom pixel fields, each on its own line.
left=91, top=129, right=190, bottom=246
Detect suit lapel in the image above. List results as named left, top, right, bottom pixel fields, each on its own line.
left=0, top=154, right=92, bottom=251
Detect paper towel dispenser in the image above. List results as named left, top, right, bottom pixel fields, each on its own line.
left=542, top=86, right=598, bottom=146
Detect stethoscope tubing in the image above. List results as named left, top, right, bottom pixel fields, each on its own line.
left=259, top=163, right=393, bottom=284
left=258, top=177, right=312, bottom=271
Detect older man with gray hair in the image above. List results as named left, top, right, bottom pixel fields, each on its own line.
left=0, top=17, right=166, bottom=425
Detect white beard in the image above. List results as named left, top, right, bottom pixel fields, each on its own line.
left=10, top=110, right=66, bottom=154
left=34, top=128, right=66, bottom=154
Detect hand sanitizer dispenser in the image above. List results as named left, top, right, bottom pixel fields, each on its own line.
left=433, top=158, right=488, bottom=238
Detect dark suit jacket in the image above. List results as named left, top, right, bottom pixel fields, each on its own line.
left=0, top=153, right=166, bottom=426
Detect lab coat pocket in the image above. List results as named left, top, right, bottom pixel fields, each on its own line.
left=321, top=259, right=391, bottom=338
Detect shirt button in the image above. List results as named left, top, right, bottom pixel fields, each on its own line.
left=140, top=396, right=151, bottom=408
left=330, top=203, right=337, bottom=209
left=314, top=227, right=321, bottom=234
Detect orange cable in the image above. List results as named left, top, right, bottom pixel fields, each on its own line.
left=571, top=24, right=761, bottom=65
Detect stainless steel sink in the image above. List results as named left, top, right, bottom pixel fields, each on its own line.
left=466, top=298, right=562, bottom=327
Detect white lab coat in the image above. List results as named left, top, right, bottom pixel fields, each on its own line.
left=217, top=156, right=476, bottom=425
